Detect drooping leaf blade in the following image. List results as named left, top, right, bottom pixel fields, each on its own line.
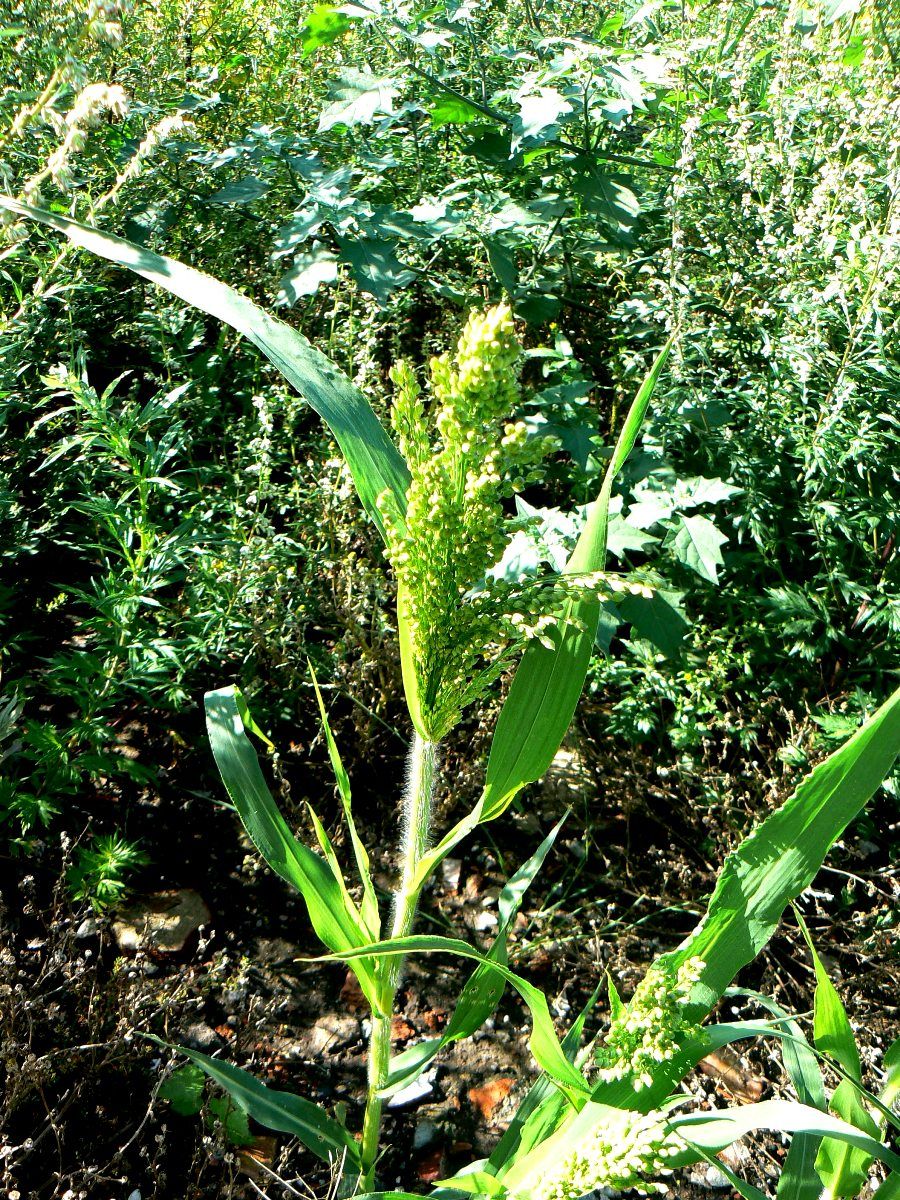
left=670, top=1099, right=900, bottom=1175
left=204, top=686, right=380, bottom=1010
left=383, top=818, right=565, bottom=1094
left=488, top=982, right=603, bottom=1172
left=729, top=988, right=825, bottom=1200
left=0, top=197, right=409, bottom=542
left=323, top=934, right=590, bottom=1096
left=153, top=1040, right=359, bottom=1166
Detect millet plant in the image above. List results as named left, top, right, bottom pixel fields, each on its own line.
left=4, top=192, right=900, bottom=1197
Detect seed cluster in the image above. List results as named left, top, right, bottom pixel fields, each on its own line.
left=596, top=957, right=705, bottom=1091
left=378, top=304, right=648, bottom=741
left=533, top=1108, right=685, bottom=1200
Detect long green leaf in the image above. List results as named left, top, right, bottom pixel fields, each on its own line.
left=795, top=909, right=876, bottom=1197
left=488, top=982, right=602, bottom=1173
left=309, top=665, right=380, bottom=939
left=874, top=1173, right=900, bottom=1199
left=796, top=910, right=862, bottom=1080
left=150, top=1039, right=358, bottom=1166
left=204, top=686, right=381, bottom=1011
left=728, top=989, right=825, bottom=1200
left=323, top=933, right=589, bottom=1096
left=481, top=338, right=673, bottom=819
left=670, top=1099, right=900, bottom=1175
left=665, top=683, right=900, bottom=1019
left=0, top=197, right=410, bottom=540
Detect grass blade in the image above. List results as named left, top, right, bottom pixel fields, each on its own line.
left=728, top=988, right=826, bottom=1200
left=670, top=1099, right=900, bottom=1175
left=488, top=982, right=603, bottom=1172
left=205, top=686, right=380, bottom=1010
left=665, top=683, right=900, bottom=1019
left=309, top=665, right=380, bottom=938
left=150, top=1039, right=358, bottom=1166
left=0, top=197, right=410, bottom=540
left=793, top=909, right=877, bottom=1195
left=324, top=933, right=590, bottom=1096
left=481, top=338, right=673, bottom=820
left=384, top=818, right=565, bottom=1094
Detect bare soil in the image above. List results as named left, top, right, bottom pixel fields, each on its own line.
left=1, top=700, right=898, bottom=1200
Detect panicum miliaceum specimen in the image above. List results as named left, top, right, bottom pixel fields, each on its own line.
left=378, top=303, right=650, bottom=741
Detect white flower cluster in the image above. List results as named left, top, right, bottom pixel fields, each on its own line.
left=112, top=112, right=190, bottom=189
left=532, top=1109, right=685, bottom=1200
left=23, top=82, right=128, bottom=200
left=85, top=0, right=131, bottom=45
left=596, top=957, right=705, bottom=1091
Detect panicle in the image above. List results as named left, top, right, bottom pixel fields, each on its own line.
left=377, top=304, right=653, bottom=741
left=595, top=957, right=705, bottom=1091
left=532, top=1108, right=686, bottom=1200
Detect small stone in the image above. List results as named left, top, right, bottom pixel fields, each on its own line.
left=468, top=1077, right=514, bottom=1121
left=473, top=910, right=498, bottom=932
left=441, top=858, right=462, bottom=892
left=542, top=746, right=591, bottom=802
left=387, top=1071, right=435, bottom=1109
left=180, top=1023, right=222, bottom=1052
left=127, top=1191, right=142, bottom=1200
left=687, top=1164, right=730, bottom=1189
left=112, top=890, right=210, bottom=954
left=308, top=1014, right=359, bottom=1056
left=413, top=1118, right=439, bottom=1151
left=702, top=1164, right=731, bottom=1188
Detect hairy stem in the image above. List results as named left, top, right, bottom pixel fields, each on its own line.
left=359, top=733, right=437, bottom=1189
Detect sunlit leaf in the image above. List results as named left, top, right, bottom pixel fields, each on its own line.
left=318, top=67, right=401, bottom=130
left=204, top=686, right=381, bottom=1010
left=0, top=198, right=410, bottom=542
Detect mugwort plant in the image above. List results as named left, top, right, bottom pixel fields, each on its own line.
left=4, top=192, right=900, bottom=1198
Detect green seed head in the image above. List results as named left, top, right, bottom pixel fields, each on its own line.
left=596, top=957, right=705, bottom=1090
left=378, top=304, right=650, bottom=740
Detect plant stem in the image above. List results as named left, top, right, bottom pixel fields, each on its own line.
left=359, top=733, right=437, bottom=1190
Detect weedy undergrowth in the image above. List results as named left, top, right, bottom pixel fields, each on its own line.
left=4, top=195, right=900, bottom=1198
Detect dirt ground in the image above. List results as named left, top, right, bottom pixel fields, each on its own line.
left=1, top=701, right=898, bottom=1200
